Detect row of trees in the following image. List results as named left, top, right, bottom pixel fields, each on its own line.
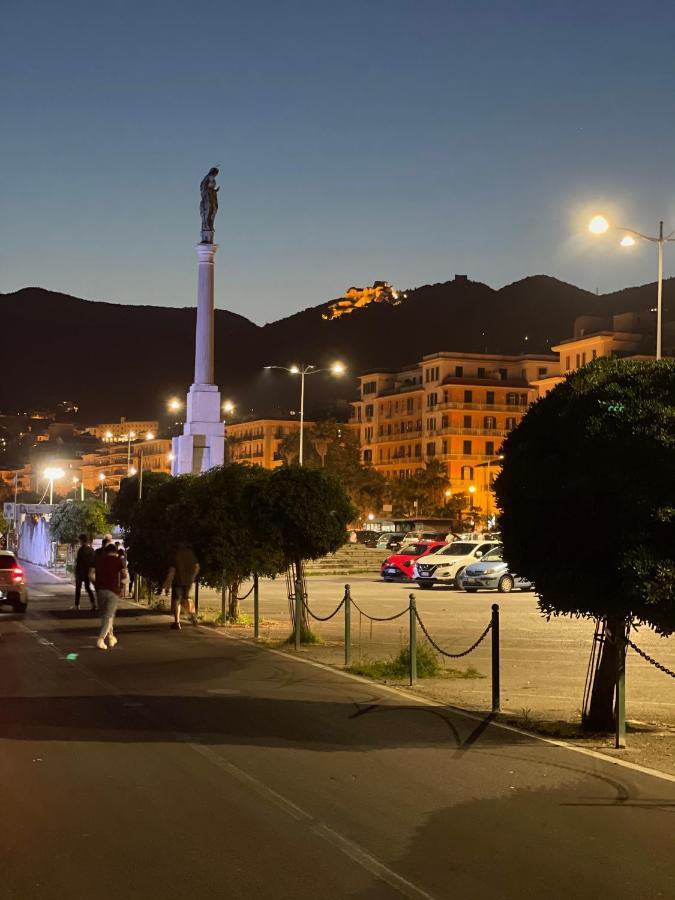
left=112, top=465, right=354, bottom=620
left=273, top=421, right=479, bottom=524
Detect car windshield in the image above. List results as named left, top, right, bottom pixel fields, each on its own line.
left=0, top=555, right=17, bottom=569
left=438, top=542, right=477, bottom=556
left=481, top=547, right=504, bottom=562
left=408, top=543, right=433, bottom=556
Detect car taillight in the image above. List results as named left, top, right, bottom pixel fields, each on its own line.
left=12, top=567, right=24, bottom=584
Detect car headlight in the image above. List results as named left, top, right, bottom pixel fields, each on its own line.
left=481, top=568, right=497, bottom=575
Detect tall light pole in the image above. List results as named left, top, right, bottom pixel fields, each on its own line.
left=588, top=215, right=675, bottom=360
left=44, top=467, right=65, bottom=505
left=122, top=431, right=137, bottom=471
left=263, top=362, right=345, bottom=465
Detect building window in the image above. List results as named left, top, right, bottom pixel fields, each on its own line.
left=538, top=367, right=547, bottom=377
left=486, top=391, right=495, bottom=404
left=575, top=354, right=580, bottom=368
left=506, top=416, right=516, bottom=430
left=463, top=440, right=472, bottom=454
left=363, top=449, right=372, bottom=463
left=441, top=415, right=449, bottom=428
left=581, top=352, right=586, bottom=366
left=442, top=439, right=448, bottom=454
left=477, top=367, right=486, bottom=378
left=363, top=381, right=377, bottom=395
left=486, top=441, right=494, bottom=455
left=592, top=349, right=597, bottom=360
left=426, top=442, right=436, bottom=457
left=499, top=368, right=507, bottom=380
left=455, top=366, right=463, bottom=377
left=427, top=392, right=438, bottom=408
left=463, top=414, right=472, bottom=427
left=484, top=416, right=496, bottom=429
left=406, top=397, right=414, bottom=413
left=415, top=444, right=422, bottom=457
left=365, top=427, right=373, bottom=442
left=443, top=390, right=449, bottom=403
left=506, top=393, right=517, bottom=406
left=461, top=466, right=474, bottom=481
left=365, top=404, right=374, bottom=418
left=464, top=390, right=473, bottom=402
left=565, top=356, right=570, bottom=370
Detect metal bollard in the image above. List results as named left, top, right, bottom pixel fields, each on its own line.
left=344, top=584, right=352, bottom=668
left=253, top=573, right=260, bottom=640
left=294, top=577, right=303, bottom=651
left=194, top=580, right=200, bottom=615
left=409, top=594, right=417, bottom=685
left=615, top=618, right=627, bottom=749
left=491, top=604, right=500, bottom=712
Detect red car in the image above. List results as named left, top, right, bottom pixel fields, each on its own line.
left=380, top=541, right=447, bottom=581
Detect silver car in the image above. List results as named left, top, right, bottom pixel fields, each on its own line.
left=0, top=551, right=28, bottom=613
left=459, top=545, right=533, bottom=593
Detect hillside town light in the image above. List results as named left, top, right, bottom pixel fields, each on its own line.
left=44, top=467, right=65, bottom=505
left=263, top=362, right=346, bottom=465
left=588, top=214, right=675, bottom=360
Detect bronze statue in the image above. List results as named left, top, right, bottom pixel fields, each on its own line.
left=199, top=167, right=219, bottom=242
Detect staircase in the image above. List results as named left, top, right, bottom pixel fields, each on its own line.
left=304, top=545, right=387, bottom=576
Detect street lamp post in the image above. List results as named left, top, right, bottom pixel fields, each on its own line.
left=263, top=362, right=345, bottom=466
left=589, top=215, right=675, bottom=360
left=44, top=467, right=65, bottom=505
left=122, top=431, right=137, bottom=471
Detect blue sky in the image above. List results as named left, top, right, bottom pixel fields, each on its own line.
left=3, top=0, right=675, bottom=322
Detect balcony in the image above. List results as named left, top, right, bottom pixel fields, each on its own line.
left=436, top=427, right=506, bottom=437
left=436, top=400, right=529, bottom=412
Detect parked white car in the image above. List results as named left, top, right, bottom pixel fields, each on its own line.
left=413, top=540, right=501, bottom=589
left=0, top=551, right=29, bottom=613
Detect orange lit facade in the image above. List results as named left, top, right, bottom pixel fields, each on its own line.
left=86, top=419, right=159, bottom=441
left=350, top=351, right=558, bottom=518
left=226, top=419, right=314, bottom=469
left=80, top=437, right=172, bottom=492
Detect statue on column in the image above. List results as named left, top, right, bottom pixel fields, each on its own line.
left=199, top=167, right=219, bottom=243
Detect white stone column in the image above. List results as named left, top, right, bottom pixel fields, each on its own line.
left=171, top=242, right=225, bottom=475
left=194, top=243, right=216, bottom=385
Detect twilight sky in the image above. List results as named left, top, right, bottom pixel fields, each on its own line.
left=3, top=0, right=675, bottom=323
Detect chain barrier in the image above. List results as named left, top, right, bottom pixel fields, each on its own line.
left=301, top=595, right=347, bottom=622
left=350, top=598, right=410, bottom=622
left=235, top=582, right=256, bottom=602
left=627, top=638, right=675, bottom=679
left=414, top=609, right=492, bottom=659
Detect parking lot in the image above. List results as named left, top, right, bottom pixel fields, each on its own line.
left=195, top=573, right=675, bottom=728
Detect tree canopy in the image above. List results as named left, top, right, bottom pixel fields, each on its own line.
left=49, top=500, right=110, bottom=546
left=495, top=358, right=675, bottom=634
left=111, top=472, right=171, bottom=535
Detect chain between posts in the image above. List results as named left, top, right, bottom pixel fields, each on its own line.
left=627, top=638, right=675, bottom=679
left=301, top=595, right=346, bottom=622
left=235, top=581, right=256, bottom=602
left=349, top=599, right=410, bottom=622
left=414, top=609, right=493, bottom=659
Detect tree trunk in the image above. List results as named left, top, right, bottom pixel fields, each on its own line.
left=228, top=583, right=241, bottom=622
left=295, top=557, right=310, bottom=629
left=584, top=616, right=624, bottom=731
left=220, top=579, right=227, bottom=620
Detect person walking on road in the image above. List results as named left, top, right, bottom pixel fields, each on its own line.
left=94, top=533, right=113, bottom=562
left=94, top=542, right=126, bottom=650
left=72, top=533, right=97, bottom=612
left=163, top=542, right=200, bottom=630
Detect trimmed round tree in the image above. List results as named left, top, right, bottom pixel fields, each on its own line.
left=494, top=357, right=675, bottom=729
left=49, top=499, right=110, bottom=548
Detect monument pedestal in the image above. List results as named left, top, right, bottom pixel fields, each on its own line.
left=172, top=242, right=225, bottom=476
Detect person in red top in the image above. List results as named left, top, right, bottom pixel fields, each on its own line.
left=94, top=542, right=126, bottom=650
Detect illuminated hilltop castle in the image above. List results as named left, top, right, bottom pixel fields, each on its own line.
left=322, top=281, right=404, bottom=320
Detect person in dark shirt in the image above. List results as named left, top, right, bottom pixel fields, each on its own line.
left=72, top=533, right=97, bottom=612
left=94, top=543, right=126, bottom=650
left=163, top=542, right=200, bottom=630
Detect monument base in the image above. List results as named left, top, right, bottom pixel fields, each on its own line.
left=171, top=383, right=225, bottom=475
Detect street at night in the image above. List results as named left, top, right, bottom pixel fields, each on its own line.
left=2, top=565, right=674, bottom=900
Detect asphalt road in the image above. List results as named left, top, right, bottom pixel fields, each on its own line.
left=1, top=565, right=674, bottom=899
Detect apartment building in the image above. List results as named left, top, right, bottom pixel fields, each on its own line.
left=534, top=310, right=670, bottom=397
left=80, top=436, right=172, bottom=492
left=351, top=351, right=558, bottom=517
left=226, top=418, right=313, bottom=469
left=86, top=418, right=159, bottom=441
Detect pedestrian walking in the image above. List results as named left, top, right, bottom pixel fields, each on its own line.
left=118, top=548, right=130, bottom=598
left=94, top=533, right=113, bottom=562
left=94, top=542, right=126, bottom=650
left=163, top=542, right=200, bottom=630
left=72, top=533, right=97, bottom=611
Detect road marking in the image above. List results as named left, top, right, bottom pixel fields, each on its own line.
left=188, top=743, right=436, bottom=900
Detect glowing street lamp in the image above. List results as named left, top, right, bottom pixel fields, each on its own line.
left=222, top=400, right=235, bottom=416
left=588, top=214, right=675, bottom=359
left=44, top=467, right=65, bottom=505
left=263, top=362, right=346, bottom=465
left=168, top=398, right=182, bottom=413
left=145, top=431, right=155, bottom=441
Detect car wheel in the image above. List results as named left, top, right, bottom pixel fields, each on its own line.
left=453, top=567, right=465, bottom=588
left=498, top=575, right=514, bottom=593
left=464, top=588, right=478, bottom=593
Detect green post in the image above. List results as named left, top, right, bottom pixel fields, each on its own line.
left=344, top=583, right=351, bottom=668
left=491, top=603, right=500, bottom=713
left=294, top=577, right=302, bottom=651
left=253, top=573, right=260, bottom=640
left=615, top=619, right=626, bottom=749
left=409, top=594, right=417, bottom=685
